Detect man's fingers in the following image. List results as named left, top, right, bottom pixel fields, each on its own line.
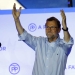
left=12, top=3, right=17, bottom=16
left=60, top=9, right=65, bottom=16
left=13, top=3, right=16, bottom=12
left=13, top=3, right=21, bottom=13
left=60, top=9, right=64, bottom=12
left=18, top=7, right=22, bottom=13
left=60, top=9, right=66, bottom=20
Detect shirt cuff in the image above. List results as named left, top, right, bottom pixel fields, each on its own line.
left=18, top=30, right=27, bottom=41
left=63, top=37, right=74, bottom=45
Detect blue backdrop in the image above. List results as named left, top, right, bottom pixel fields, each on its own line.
left=16, top=0, right=75, bottom=9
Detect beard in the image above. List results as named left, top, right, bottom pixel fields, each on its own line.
left=47, top=33, right=59, bottom=42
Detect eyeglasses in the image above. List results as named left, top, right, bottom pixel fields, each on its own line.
left=45, top=25, right=58, bottom=30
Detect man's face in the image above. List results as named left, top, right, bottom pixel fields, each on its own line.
left=45, top=20, right=61, bottom=39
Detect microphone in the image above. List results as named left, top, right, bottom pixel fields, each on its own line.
left=0, top=43, right=1, bottom=47
left=68, top=0, right=73, bottom=7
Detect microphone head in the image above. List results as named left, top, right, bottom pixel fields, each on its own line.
left=0, top=43, right=1, bottom=47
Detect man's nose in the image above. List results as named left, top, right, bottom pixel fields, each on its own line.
left=48, top=28, right=51, bottom=32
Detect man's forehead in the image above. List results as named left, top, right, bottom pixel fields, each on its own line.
left=46, top=20, right=57, bottom=23
left=46, top=21, right=57, bottom=26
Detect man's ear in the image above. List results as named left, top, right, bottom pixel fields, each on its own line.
left=58, top=28, right=61, bottom=33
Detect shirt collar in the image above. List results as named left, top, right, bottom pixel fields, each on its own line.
left=46, top=35, right=60, bottom=47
